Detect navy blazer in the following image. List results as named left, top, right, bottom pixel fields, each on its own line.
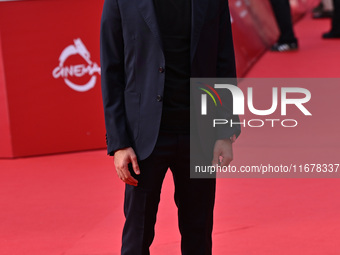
left=100, top=0, right=240, bottom=160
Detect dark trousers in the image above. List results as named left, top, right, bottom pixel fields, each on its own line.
left=269, top=0, right=298, bottom=43
left=121, top=131, right=216, bottom=255
left=331, top=0, right=340, bottom=33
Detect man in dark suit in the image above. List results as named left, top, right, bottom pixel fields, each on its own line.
left=100, top=0, right=240, bottom=254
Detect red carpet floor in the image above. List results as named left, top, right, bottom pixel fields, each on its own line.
left=1, top=15, right=340, bottom=255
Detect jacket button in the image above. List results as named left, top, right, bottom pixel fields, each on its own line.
left=156, top=95, right=162, bottom=102
left=159, top=66, right=165, bottom=73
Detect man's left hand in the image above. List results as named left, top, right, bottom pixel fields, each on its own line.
left=212, top=138, right=233, bottom=167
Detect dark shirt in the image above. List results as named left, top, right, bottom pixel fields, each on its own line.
left=153, top=0, right=191, bottom=133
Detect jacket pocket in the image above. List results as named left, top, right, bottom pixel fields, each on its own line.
left=124, top=91, right=140, bottom=140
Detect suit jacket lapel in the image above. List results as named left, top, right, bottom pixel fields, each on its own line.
left=137, top=0, right=163, bottom=50
left=191, top=0, right=209, bottom=63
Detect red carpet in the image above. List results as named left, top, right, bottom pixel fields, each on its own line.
left=1, top=15, right=340, bottom=255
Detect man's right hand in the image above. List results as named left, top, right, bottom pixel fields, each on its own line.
left=113, top=147, right=140, bottom=186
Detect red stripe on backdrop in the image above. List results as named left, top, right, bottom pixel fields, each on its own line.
left=0, top=35, right=13, bottom=158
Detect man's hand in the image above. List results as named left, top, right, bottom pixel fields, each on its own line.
left=114, top=147, right=140, bottom=186
left=212, top=138, right=233, bottom=167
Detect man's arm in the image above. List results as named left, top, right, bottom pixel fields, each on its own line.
left=213, top=0, right=240, bottom=166
left=216, top=0, right=237, bottom=79
left=101, top=0, right=130, bottom=155
left=216, top=0, right=241, bottom=141
left=100, top=0, right=140, bottom=185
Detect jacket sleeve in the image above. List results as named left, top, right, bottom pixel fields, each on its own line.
left=100, top=0, right=131, bottom=155
left=215, top=0, right=241, bottom=140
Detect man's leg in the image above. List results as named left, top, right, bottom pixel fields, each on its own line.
left=323, top=0, right=340, bottom=37
left=170, top=134, right=216, bottom=255
left=269, top=0, right=298, bottom=43
left=121, top=132, right=175, bottom=255
left=331, top=0, right=340, bottom=33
